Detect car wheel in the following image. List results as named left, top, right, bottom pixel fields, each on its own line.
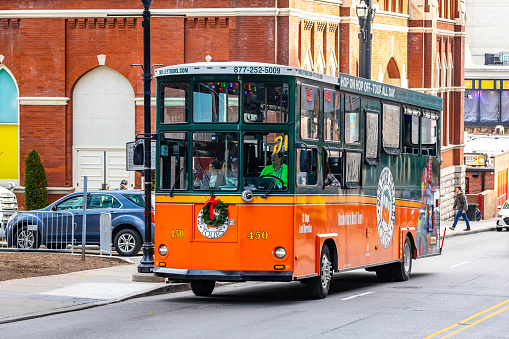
left=496, top=227, right=502, bottom=232
left=16, top=225, right=40, bottom=249
left=306, top=244, right=333, bottom=299
left=191, top=280, right=216, bottom=296
left=114, top=229, right=142, bottom=256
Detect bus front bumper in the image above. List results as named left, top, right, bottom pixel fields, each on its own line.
left=154, top=267, right=294, bottom=282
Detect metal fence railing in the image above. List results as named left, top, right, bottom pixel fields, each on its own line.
left=0, top=211, right=75, bottom=253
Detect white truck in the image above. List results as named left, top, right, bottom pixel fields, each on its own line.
left=0, top=184, right=18, bottom=238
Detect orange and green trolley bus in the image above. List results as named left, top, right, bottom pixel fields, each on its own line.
left=152, top=62, right=442, bottom=299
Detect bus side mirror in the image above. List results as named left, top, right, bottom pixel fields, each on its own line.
left=300, top=150, right=312, bottom=172
left=133, top=142, right=144, bottom=166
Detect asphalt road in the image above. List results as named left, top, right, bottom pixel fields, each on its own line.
left=1, top=231, right=509, bottom=339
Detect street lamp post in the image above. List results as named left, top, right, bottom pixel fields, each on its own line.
left=138, top=0, right=154, bottom=273
left=356, top=0, right=375, bottom=80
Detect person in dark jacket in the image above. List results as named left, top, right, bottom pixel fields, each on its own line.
left=449, top=186, right=471, bottom=231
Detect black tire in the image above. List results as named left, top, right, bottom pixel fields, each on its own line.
left=496, top=227, right=503, bottom=232
left=375, top=265, right=394, bottom=282
left=191, top=280, right=216, bottom=296
left=306, top=244, right=333, bottom=299
left=16, top=225, right=40, bottom=249
left=114, top=229, right=142, bottom=256
left=393, top=236, right=413, bottom=282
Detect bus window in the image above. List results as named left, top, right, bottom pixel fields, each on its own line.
left=345, top=150, right=362, bottom=189
left=297, top=147, right=317, bottom=186
left=192, top=132, right=239, bottom=190
left=301, top=86, right=319, bottom=140
left=403, top=106, right=420, bottom=154
left=324, top=148, right=342, bottom=187
left=243, top=82, right=289, bottom=123
left=161, top=83, right=189, bottom=124
left=324, top=90, right=340, bottom=142
left=421, top=110, right=439, bottom=156
left=159, top=132, right=188, bottom=190
left=344, top=94, right=360, bottom=144
left=193, top=82, right=240, bottom=123
left=243, top=132, right=288, bottom=191
left=365, top=109, right=379, bottom=164
left=382, top=103, right=401, bottom=155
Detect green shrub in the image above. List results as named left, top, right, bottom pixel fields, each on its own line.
left=24, top=149, right=48, bottom=210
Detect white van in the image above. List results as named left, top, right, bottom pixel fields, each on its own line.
left=0, top=185, right=18, bottom=238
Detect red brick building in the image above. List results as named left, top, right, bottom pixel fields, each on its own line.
left=0, top=0, right=465, bottom=219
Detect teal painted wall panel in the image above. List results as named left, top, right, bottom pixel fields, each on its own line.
left=0, top=69, right=18, bottom=123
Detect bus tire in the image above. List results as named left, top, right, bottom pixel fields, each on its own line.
left=191, top=280, right=216, bottom=296
left=393, top=236, right=413, bottom=282
left=375, top=265, right=394, bottom=282
left=306, top=244, right=333, bottom=299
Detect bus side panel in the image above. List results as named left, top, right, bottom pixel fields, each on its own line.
left=238, top=205, right=294, bottom=272
left=155, top=203, right=193, bottom=269
left=293, top=203, right=321, bottom=277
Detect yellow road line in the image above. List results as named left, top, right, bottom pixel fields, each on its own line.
left=423, top=298, right=509, bottom=339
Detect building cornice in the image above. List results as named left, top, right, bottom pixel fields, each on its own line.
left=18, top=97, right=70, bottom=105
left=465, top=66, right=509, bottom=79
left=408, top=27, right=466, bottom=37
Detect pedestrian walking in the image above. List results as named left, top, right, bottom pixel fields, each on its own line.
left=449, top=186, right=471, bottom=231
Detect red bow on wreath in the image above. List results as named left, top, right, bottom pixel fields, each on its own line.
left=205, top=197, right=220, bottom=220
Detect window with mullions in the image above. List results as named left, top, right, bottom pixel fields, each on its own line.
left=344, top=94, right=360, bottom=144
left=301, top=86, right=319, bottom=140
left=324, top=90, right=340, bottom=142
left=192, top=132, right=239, bottom=191
left=382, top=103, right=401, bottom=155
left=159, top=132, right=188, bottom=191
left=160, top=82, right=189, bottom=124
left=193, top=82, right=240, bottom=123
left=243, top=82, right=289, bottom=123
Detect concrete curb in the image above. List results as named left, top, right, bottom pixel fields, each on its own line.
left=0, top=282, right=192, bottom=325
left=443, top=226, right=496, bottom=238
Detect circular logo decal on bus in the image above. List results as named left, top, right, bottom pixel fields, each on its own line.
left=197, top=209, right=229, bottom=239
left=376, top=167, right=396, bottom=249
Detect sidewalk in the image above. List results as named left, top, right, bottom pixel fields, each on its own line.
left=0, top=217, right=498, bottom=324
left=0, top=258, right=189, bottom=325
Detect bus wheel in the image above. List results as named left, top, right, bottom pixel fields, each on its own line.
left=375, top=265, right=394, bottom=282
left=393, top=236, right=413, bottom=282
left=306, top=244, right=333, bottom=299
left=191, top=280, right=216, bottom=296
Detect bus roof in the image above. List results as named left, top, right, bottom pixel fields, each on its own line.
left=155, top=62, right=442, bottom=112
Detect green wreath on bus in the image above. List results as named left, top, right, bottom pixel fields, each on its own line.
left=201, top=198, right=229, bottom=227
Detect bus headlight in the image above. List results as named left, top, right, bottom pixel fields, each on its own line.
left=274, top=246, right=287, bottom=259
left=158, top=244, right=168, bottom=256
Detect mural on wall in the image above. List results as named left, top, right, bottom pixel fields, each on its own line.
left=0, top=68, right=19, bottom=182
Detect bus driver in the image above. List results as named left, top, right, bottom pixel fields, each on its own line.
left=260, top=151, right=287, bottom=187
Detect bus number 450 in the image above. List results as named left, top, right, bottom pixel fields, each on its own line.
left=247, top=230, right=269, bottom=240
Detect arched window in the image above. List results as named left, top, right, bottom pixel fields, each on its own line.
left=0, top=67, right=19, bottom=182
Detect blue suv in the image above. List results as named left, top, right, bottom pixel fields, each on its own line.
left=7, top=190, right=154, bottom=256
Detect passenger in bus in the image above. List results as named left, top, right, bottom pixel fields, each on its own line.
left=202, top=160, right=225, bottom=189
left=225, top=158, right=239, bottom=186
left=260, top=151, right=287, bottom=187
left=324, top=162, right=340, bottom=187
left=192, top=169, right=203, bottom=188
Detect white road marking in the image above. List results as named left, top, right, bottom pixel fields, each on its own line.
left=341, top=291, right=373, bottom=301
left=449, top=261, right=470, bottom=269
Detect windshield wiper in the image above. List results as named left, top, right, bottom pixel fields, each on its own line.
left=170, top=167, right=184, bottom=198
left=262, top=180, right=276, bottom=199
